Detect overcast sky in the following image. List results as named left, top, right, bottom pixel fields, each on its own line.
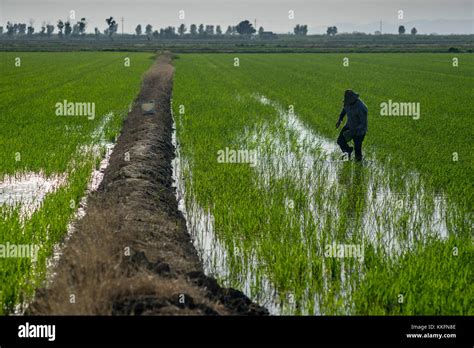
left=0, top=0, right=472, bottom=34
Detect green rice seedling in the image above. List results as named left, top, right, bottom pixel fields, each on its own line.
left=0, top=52, right=154, bottom=314
left=172, top=53, right=473, bottom=315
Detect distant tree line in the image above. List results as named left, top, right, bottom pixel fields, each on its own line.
left=132, top=20, right=269, bottom=38
left=0, top=17, right=419, bottom=38
left=0, top=18, right=308, bottom=38
left=294, top=24, right=308, bottom=35
left=2, top=18, right=87, bottom=37
left=398, top=25, right=418, bottom=35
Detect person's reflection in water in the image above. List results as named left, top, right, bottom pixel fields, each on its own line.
left=335, top=161, right=369, bottom=240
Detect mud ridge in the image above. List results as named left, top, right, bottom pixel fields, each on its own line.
left=29, top=54, right=268, bottom=316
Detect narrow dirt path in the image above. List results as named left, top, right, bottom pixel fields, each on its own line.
left=29, top=54, right=268, bottom=315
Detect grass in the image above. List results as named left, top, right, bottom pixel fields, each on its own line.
left=0, top=52, right=153, bottom=314
left=172, top=53, right=473, bottom=315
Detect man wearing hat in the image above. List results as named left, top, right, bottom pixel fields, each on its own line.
left=335, top=90, right=368, bottom=162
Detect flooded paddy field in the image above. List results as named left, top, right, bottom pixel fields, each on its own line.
left=1, top=52, right=472, bottom=316
left=0, top=52, right=153, bottom=314
left=172, top=53, right=473, bottom=315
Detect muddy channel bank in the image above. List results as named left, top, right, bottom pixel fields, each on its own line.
left=29, top=54, right=268, bottom=315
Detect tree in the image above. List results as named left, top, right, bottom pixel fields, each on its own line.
left=294, top=24, right=308, bottom=35
left=302, top=25, right=308, bottom=35
left=216, top=25, right=222, bottom=35
left=0, top=27, right=3, bottom=35
left=145, top=24, right=153, bottom=37
left=236, top=20, right=256, bottom=35
left=178, top=23, right=186, bottom=36
left=57, top=20, right=64, bottom=36
left=162, top=26, right=176, bottom=37
left=198, top=24, right=204, bottom=35
left=18, top=23, right=27, bottom=35
left=105, top=17, right=118, bottom=37
left=190, top=24, right=197, bottom=35
left=78, top=18, right=86, bottom=35
left=27, top=19, right=35, bottom=36
left=94, top=27, right=101, bottom=36
left=40, top=25, right=46, bottom=35
left=326, top=26, right=337, bottom=36
left=411, top=27, right=417, bottom=35
left=72, top=23, right=80, bottom=36
left=258, top=26, right=264, bottom=35
left=225, top=25, right=232, bottom=35
left=6, top=22, right=15, bottom=35
left=7, top=23, right=23, bottom=36
left=205, top=25, right=214, bottom=35
left=135, top=24, right=142, bottom=35
left=398, top=25, right=406, bottom=34
left=64, top=21, right=72, bottom=36
left=46, top=24, right=54, bottom=36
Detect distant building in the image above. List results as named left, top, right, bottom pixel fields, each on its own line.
left=259, top=31, right=277, bottom=39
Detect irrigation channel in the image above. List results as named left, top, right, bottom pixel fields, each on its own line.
left=21, top=55, right=267, bottom=315
left=172, top=93, right=455, bottom=315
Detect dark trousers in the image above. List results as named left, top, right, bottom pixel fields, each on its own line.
left=337, top=126, right=365, bottom=161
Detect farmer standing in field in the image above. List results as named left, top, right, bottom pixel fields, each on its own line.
left=336, top=90, right=368, bottom=162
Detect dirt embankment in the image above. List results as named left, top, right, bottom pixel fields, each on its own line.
left=29, top=54, right=268, bottom=315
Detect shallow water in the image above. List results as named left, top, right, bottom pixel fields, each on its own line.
left=171, top=106, right=289, bottom=314
left=249, top=94, right=449, bottom=252
left=7, top=113, right=117, bottom=314
left=0, top=112, right=116, bottom=218
left=0, top=173, right=67, bottom=218
left=47, top=113, right=116, bottom=277
left=171, top=96, right=455, bottom=314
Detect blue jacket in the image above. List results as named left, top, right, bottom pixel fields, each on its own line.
left=338, top=99, right=368, bottom=136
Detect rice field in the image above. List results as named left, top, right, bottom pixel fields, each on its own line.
left=172, top=53, right=473, bottom=315
left=1, top=52, right=472, bottom=316
left=0, top=52, right=154, bottom=314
